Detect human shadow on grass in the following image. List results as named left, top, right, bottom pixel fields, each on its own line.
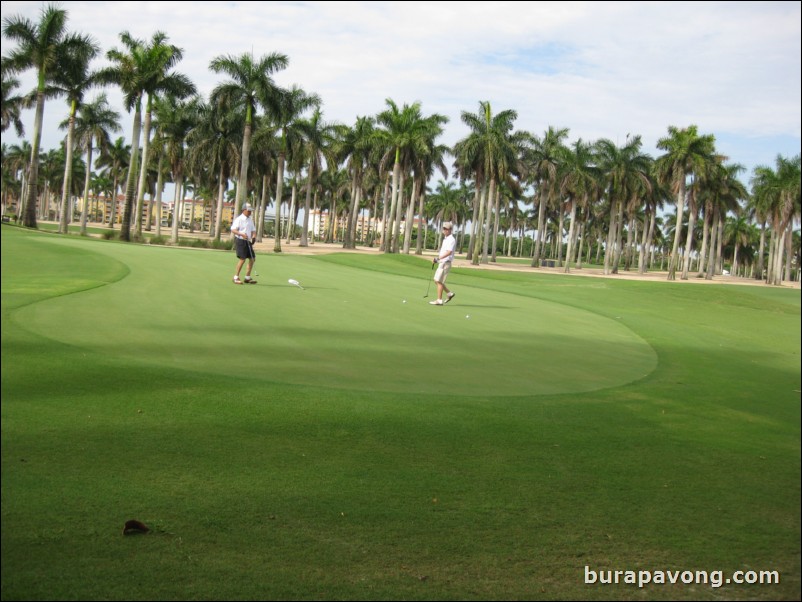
left=443, top=304, right=517, bottom=309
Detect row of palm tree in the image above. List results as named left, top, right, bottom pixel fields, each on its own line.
left=2, top=4, right=800, bottom=284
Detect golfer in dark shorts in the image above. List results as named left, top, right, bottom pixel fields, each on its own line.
left=231, top=203, right=257, bottom=284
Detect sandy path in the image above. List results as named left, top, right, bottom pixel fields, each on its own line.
left=252, top=239, right=800, bottom=289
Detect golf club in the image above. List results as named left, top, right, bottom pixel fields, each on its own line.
left=424, top=261, right=436, bottom=298
left=288, top=278, right=305, bottom=290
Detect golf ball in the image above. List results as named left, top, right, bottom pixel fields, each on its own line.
left=466, top=314, right=470, bottom=319
left=403, top=299, right=407, bottom=303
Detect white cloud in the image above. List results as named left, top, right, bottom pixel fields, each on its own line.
left=2, top=0, right=799, bottom=182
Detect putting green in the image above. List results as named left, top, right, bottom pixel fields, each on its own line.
left=12, top=233, right=657, bottom=397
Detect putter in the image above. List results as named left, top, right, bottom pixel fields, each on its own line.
left=424, top=261, right=436, bottom=298
left=288, top=278, right=305, bottom=290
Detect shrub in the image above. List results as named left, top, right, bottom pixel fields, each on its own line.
left=210, top=238, right=234, bottom=251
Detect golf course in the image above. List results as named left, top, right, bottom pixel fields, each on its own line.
left=2, top=224, right=800, bottom=600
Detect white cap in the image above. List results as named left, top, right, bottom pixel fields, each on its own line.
left=243, top=203, right=254, bottom=212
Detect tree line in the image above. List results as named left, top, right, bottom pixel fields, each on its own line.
left=2, top=4, right=799, bottom=284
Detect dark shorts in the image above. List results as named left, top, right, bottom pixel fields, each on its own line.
left=235, top=238, right=255, bottom=260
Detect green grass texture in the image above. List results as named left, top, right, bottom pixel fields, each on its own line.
left=2, top=225, right=800, bottom=601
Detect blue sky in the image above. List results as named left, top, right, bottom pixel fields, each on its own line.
left=2, top=0, right=800, bottom=187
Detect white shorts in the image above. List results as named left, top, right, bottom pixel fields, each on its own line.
left=434, top=261, right=452, bottom=283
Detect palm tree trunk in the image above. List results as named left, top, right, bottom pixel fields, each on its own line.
left=23, top=90, right=46, bottom=228
left=378, top=173, right=390, bottom=250
left=705, top=210, right=719, bottom=280
left=611, top=201, right=625, bottom=274
left=213, top=167, right=226, bottom=242
left=556, top=203, right=565, bottom=267
left=564, top=201, right=578, bottom=273
left=391, top=171, right=405, bottom=253
left=121, top=103, right=143, bottom=242
left=624, top=217, right=636, bottom=271
left=491, top=185, right=501, bottom=263
left=481, top=178, right=495, bottom=264
left=170, top=169, right=184, bottom=244
left=237, top=120, right=253, bottom=219
left=155, top=154, right=166, bottom=237
left=255, top=174, right=268, bottom=242
left=576, top=222, right=586, bottom=269
left=286, top=182, right=297, bottom=243
left=134, top=104, right=153, bottom=237
left=301, top=168, right=315, bottom=247
left=696, top=203, right=711, bottom=278
left=108, top=174, right=120, bottom=229
left=385, top=158, right=401, bottom=254
left=667, top=184, right=686, bottom=280
left=755, top=222, right=766, bottom=280
left=772, top=227, right=786, bottom=286
left=603, top=200, right=617, bottom=275
left=274, top=154, right=285, bottom=252
left=715, top=216, right=725, bottom=275
left=402, top=178, right=418, bottom=254
left=638, top=207, right=656, bottom=274
left=681, top=199, right=697, bottom=279
left=533, top=185, right=548, bottom=265
left=472, top=181, right=488, bottom=265
left=784, top=223, right=793, bottom=283
left=466, top=183, right=481, bottom=262
left=345, top=173, right=360, bottom=249
left=59, top=105, right=77, bottom=234
left=79, top=143, right=94, bottom=235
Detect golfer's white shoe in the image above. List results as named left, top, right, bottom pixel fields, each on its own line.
left=429, top=299, right=443, bottom=305
left=444, top=292, right=455, bottom=304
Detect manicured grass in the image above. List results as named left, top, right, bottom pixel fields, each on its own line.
left=2, top=225, right=799, bottom=601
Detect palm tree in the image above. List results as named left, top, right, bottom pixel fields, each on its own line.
left=594, top=136, right=652, bottom=274
left=724, top=214, right=751, bottom=276
left=186, top=98, right=243, bottom=241
left=130, top=32, right=195, bottom=238
left=2, top=3, right=96, bottom=228
left=410, top=119, right=449, bottom=255
left=53, top=42, right=101, bottom=234
left=753, top=155, right=801, bottom=285
left=453, top=102, right=522, bottom=264
left=525, top=126, right=570, bottom=267
left=296, top=107, right=339, bottom=246
left=89, top=172, right=113, bottom=222
left=559, top=139, right=601, bottom=272
left=655, top=125, right=716, bottom=280
left=95, top=136, right=129, bottom=228
left=5, top=140, right=32, bottom=217
left=1, top=59, right=26, bottom=136
left=210, top=51, right=289, bottom=221
left=97, top=32, right=147, bottom=240
left=700, top=162, right=746, bottom=279
left=375, top=99, right=434, bottom=254
left=337, top=116, right=375, bottom=249
left=156, top=95, right=202, bottom=243
left=269, top=85, right=319, bottom=252
left=67, top=93, right=121, bottom=234
left=428, top=179, right=464, bottom=237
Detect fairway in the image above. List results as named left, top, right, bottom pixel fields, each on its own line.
left=2, top=226, right=799, bottom=601
left=12, top=231, right=656, bottom=397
